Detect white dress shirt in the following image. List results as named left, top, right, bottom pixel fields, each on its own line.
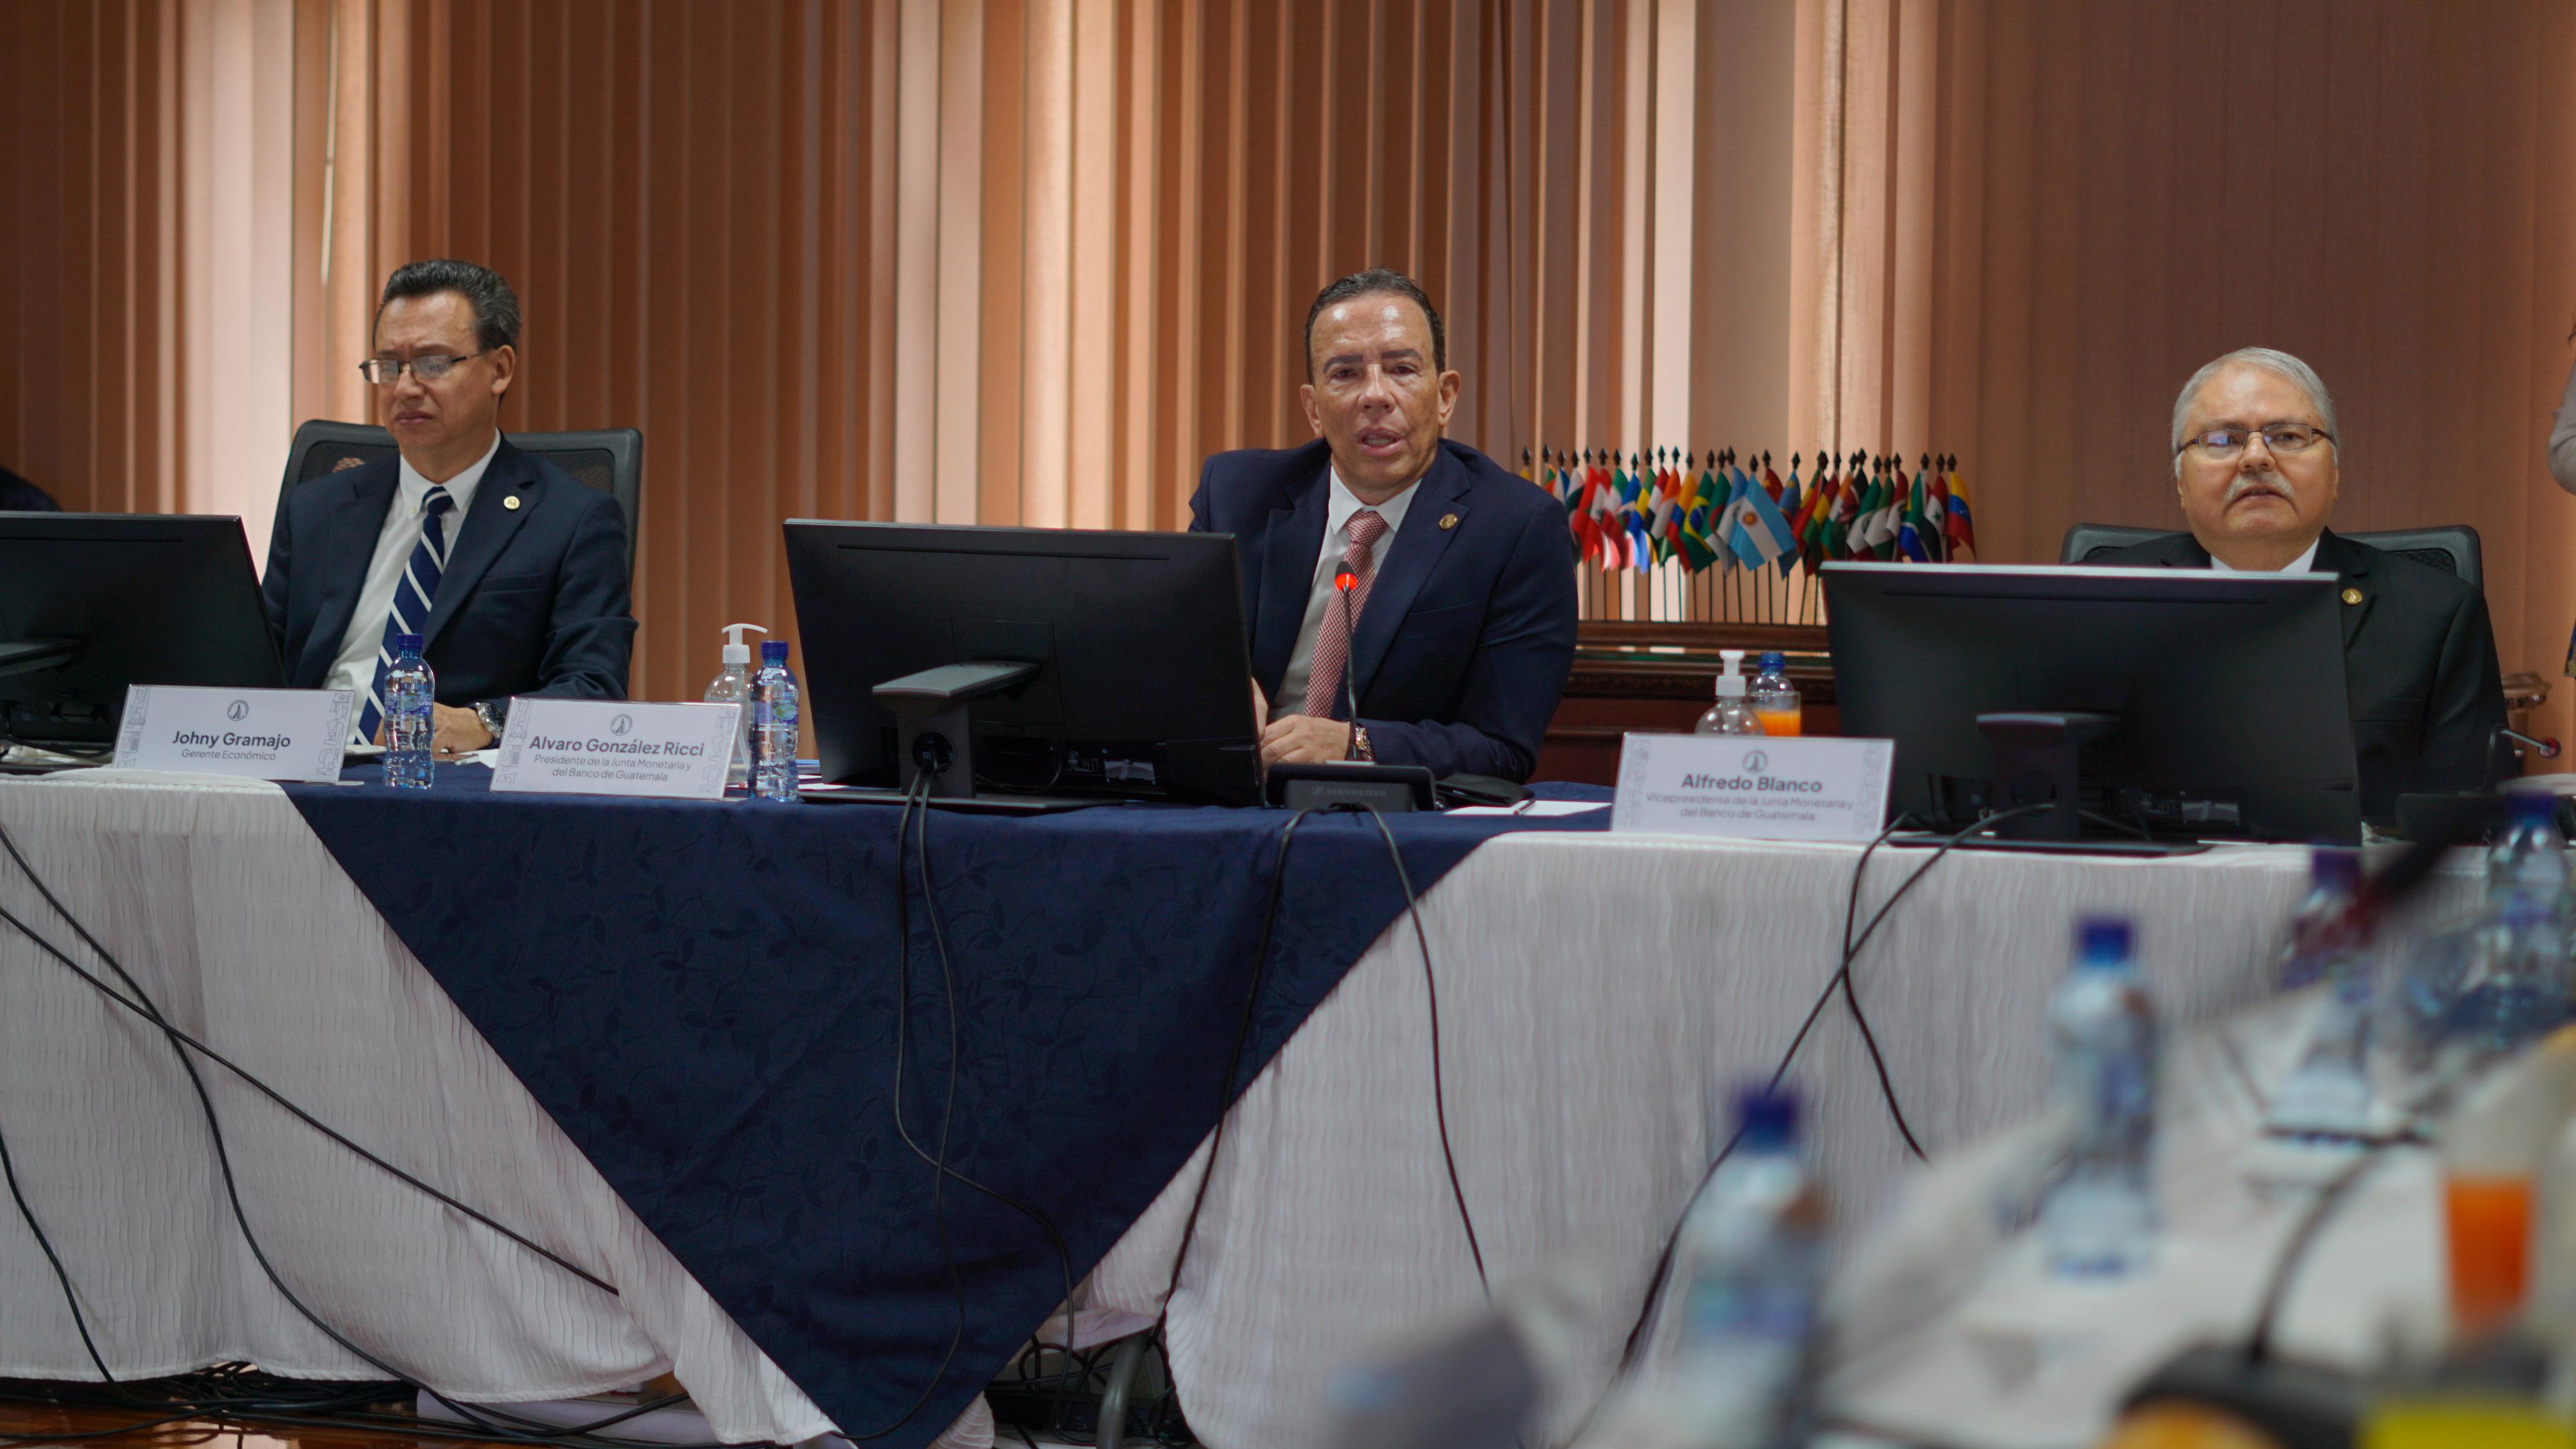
left=1276, top=466, right=1422, bottom=716
left=323, top=431, right=503, bottom=700
left=2206, top=537, right=2321, bottom=575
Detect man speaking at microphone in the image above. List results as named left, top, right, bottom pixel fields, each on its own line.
left=1189, top=268, right=1577, bottom=781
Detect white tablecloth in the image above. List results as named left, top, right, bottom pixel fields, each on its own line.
left=0, top=771, right=848, bottom=1445
left=1088, top=829, right=2437, bottom=1448
left=0, top=770, right=2401, bottom=1449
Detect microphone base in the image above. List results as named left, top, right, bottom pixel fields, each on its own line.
left=1266, top=760, right=1436, bottom=813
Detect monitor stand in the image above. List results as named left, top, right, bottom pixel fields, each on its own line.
left=1891, top=710, right=2213, bottom=856
left=851, top=659, right=1102, bottom=812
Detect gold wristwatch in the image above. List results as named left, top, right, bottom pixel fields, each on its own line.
left=1351, top=723, right=1374, bottom=761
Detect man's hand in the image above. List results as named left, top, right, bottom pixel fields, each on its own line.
left=370, top=706, right=493, bottom=755
left=431, top=703, right=495, bottom=756
left=1260, top=713, right=1352, bottom=768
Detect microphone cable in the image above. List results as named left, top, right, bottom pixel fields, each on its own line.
left=1582, top=803, right=2049, bottom=1435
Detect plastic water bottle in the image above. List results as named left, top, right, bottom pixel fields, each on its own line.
left=704, top=622, right=765, bottom=790
left=1696, top=648, right=1763, bottom=736
left=383, top=632, right=436, bottom=791
left=2269, top=848, right=2380, bottom=1138
left=2450, top=793, right=2575, bottom=1056
left=2040, top=916, right=2159, bottom=1277
left=1665, top=1084, right=1826, bottom=1448
left=751, top=640, right=801, bottom=803
left=2276, top=846, right=2362, bottom=992
left=1750, top=651, right=1803, bottom=737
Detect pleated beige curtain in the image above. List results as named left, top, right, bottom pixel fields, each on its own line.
left=11, top=0, right=2576, bottom=739
left=1809, top=0, right=2576, bottom=745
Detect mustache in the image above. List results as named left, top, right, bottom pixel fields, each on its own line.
left=2222, top=472, right=2291, bottom=505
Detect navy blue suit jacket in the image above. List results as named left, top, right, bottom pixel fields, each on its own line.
left=1189, top=437, right=1578, bottom=781
left=261, top=435, right=635, bottom=711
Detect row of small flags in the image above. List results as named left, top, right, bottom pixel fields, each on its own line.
left=1518, top=447, right=1977, bottom=573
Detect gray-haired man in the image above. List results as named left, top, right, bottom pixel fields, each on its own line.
left=2095, top=347, right=2506, bottom=820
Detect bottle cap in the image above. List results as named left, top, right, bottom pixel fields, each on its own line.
left=2508, top=790, right=2559, bottom=824
left=1717, top=648, right=1747, bottom=698
left=394, top=632, right=422, bottom=655
left=760, top=640, right=790, bottom=664
left=1733, top=1084, right=1799, bottom=1150
left=2310, top=845, right=2361, bottom=889
left=2076, top=915, right=2134, bottom=967
left=1758, top=650, right=1786, bottom=672
left=720, top=622, right=767, bottom=666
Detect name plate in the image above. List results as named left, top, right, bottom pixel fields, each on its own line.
left=114, top=685, right=352, bottom=783
left=491, top=699, right=741, bottom=800
left=1612, top=732, right=1894, bottom=842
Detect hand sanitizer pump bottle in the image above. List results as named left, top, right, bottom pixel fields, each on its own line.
left=1697, top=650, right=1763, bottom=736
left=705, top=622, right=764, bottom=790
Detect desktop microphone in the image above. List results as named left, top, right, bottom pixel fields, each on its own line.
left=2500, top=724, right=2563, bottom=760
left=1335, top=568, right=1362, bottom=760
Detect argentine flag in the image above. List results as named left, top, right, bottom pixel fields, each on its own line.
left=1723, top=463, right=1799, bottom=568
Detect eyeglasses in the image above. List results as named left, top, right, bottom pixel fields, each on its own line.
left=2175, top=422, right=2334, bottom=459
left=359, top=352, right=484, bottom=385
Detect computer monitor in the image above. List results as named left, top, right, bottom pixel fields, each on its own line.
left=782, top=520, right=1263, bottom=806
left=1823, top=561, right=2361, bottom=845
left=0, top=513, right=284, bottom=755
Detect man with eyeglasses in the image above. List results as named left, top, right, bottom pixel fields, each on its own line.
left=261, top=259, right=635, bottom=754
left=2097, top=346, right=2505, bottom=817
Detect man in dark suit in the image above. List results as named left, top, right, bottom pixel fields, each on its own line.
left=1190, top=268, right=1577, bottom=781
left=2098, top=347, right=2505, bottom=819
left=263, top=259, right=633, bottom=753
left=0, top=465, right=59, bottom=512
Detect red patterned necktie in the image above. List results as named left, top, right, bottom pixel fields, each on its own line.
left=1300, top=508, right=1389, bottom=720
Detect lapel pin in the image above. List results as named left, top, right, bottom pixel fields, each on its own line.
left=2341, top=587, right=2362, bottom=606
left=503, top=494, right=522, bottom=511
left=1438, top=512, right=1460, bottom=531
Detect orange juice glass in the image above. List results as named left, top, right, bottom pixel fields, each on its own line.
left=2447, top=1173, right=2535, bottom=1336
left=1755, top=707, right=1803, bottom=736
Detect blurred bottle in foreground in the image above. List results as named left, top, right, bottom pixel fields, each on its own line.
left=2269, top=847, right=2383, bottom=1139
left=1660, top=1084, right=1827, bottom=1448
left=2040, top=915, right=2159, bottom=1278
left=2448, top=794, right=2576, bottom=1061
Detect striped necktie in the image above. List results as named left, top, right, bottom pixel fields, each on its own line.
left=354, top=485, right=456, bottom=744
left=1299, top=508, right=1389, bottom=720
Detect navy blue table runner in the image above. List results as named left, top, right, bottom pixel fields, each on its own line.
left=282, top=768, right=1606, bottom=1448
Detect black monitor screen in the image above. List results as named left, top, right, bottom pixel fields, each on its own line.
left=1824, top=561, right=2360, bottom=843
left=783, top=520, right=1261, bottom=805
left=0, top=513, right=282, bottom=753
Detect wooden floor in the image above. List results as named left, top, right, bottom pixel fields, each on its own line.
left=0, top=1401, right=534, bottom=1449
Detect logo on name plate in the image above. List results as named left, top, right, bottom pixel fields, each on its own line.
left=610, top=713, right=634, bottom=737
left=227, top=700, right=249, bottom=721
left=1742, top=749, right=1769, bottom=774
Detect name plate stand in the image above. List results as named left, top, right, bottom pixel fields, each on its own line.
left=1612, top=732, right=1894, bottom=843
left=491, top=700, right=741, bottom=801
left=113, top=685, right=351, bottom=783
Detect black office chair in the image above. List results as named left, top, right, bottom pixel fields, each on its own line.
left=279, top=420, right=643, bottom=581
left=2061, top=521, right=2483, bottom=590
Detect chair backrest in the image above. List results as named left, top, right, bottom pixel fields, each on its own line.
left=2060, top=521, right=2484, bottom=591
left=279, top=419, right=643, bottom=581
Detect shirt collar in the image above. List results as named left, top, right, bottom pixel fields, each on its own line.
left=397, top=430, right=503, bottom=523
left=1324, top=465, right=1422, bottom=548
left=2207, top=536, right=2321, bottom=574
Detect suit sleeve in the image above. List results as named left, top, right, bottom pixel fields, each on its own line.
left=2419, top=585, right=2509, bottom=794
left=259, top=498, right=296, bottom=665
left=520, top=488, right=637, bottom=702
left=1359, top=500, right=1578, bottom=781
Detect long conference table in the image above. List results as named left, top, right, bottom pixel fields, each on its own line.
left=0, top=765, right=2359, bottom=1449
